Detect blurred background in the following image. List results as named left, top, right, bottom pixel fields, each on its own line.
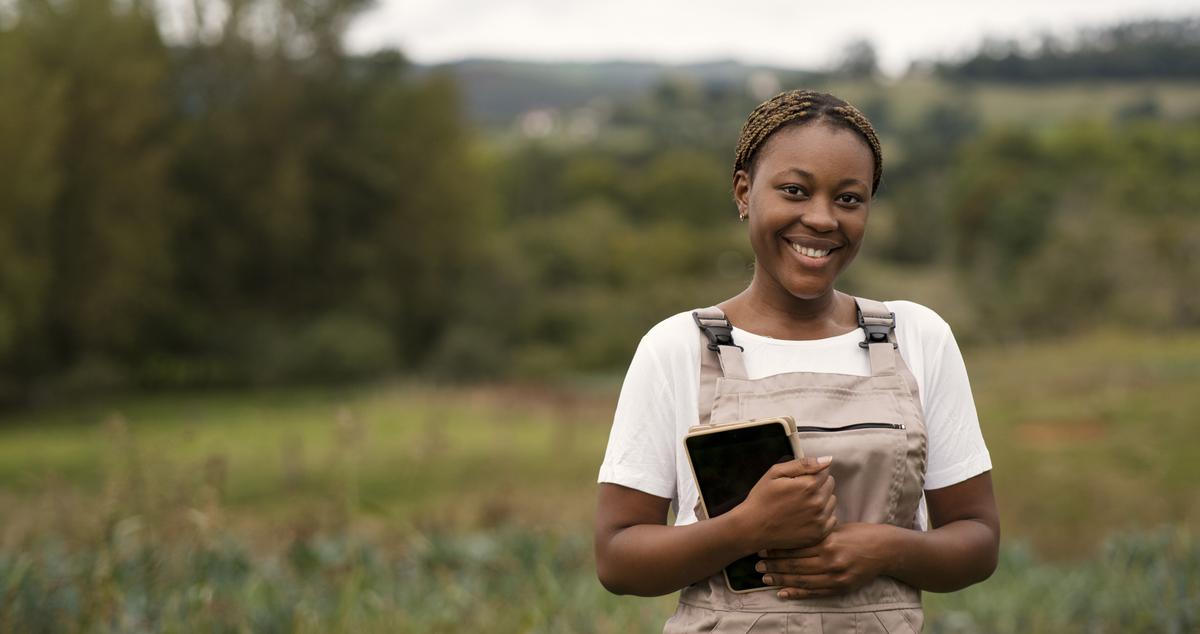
left=0, top=0, right=1198, bottom=631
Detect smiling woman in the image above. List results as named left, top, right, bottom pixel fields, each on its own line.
left=593, top=90, right=999, bottom=633
left=737, top=123, right=873, bottom=313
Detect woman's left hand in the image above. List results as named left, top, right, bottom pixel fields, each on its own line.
left=755, top=522, right=895, bottom=599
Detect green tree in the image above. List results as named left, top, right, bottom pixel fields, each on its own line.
left=0, top=20, right=64, bottom=400
left=1, top=0, right=177, bottom=393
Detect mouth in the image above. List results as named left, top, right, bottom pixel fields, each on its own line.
left=782, top=237, right=841, bottom=264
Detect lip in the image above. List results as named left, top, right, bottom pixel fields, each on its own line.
left=781, top=236, right=840, bottom=269
left=782, top=235, right=843, bottom=251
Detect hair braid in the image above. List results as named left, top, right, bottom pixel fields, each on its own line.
left=734, top=90, right=883, bottom=195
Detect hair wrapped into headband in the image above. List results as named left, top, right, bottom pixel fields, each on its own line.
left=733, top=90, right=883, bottom=195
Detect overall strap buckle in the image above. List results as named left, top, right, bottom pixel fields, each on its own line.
left=858, top=309, right=898, bottom=349
left=693, top=311, right=743, bottom=352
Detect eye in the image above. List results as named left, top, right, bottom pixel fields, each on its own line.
left=836, top=192, right=864, bottom=206
left=780, top=184, right=807, bottom=197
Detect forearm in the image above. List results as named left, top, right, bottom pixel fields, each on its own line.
left=597, top=509, right=755, bottom=597
left=877, top=519, right=999, bottom=592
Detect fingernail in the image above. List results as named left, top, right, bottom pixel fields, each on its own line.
left=777, top=590, right=787, bottom=599
left=818, top=455, right=833, bottom=465
left=763, top=575, right=773, bottom=585
left=755, top=561, right=765, bottom=572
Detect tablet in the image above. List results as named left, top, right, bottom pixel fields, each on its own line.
left=684, top=416, right=801, bottom=593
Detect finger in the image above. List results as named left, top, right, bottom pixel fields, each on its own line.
left=771, top=455, right=833, bottom=477
left=820, top=492, right=837, bottom=519
left=762, top=573, right=841, bottom=591
left=757, top=557, right=829, bottom=576
left=758, top=547, right=821, bottom=559
left=818, top=473, right=835, bottom=498
left=823, top=512, right=838, bottom=537
left=777, top=587, right=840, bottom=600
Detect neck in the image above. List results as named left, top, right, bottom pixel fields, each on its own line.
left=721, top=270, right=855, bottom=340
left=750, top=283, right=838, bottom=321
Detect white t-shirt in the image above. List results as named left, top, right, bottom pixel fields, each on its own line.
left=597, top=300, right=992, bottom=529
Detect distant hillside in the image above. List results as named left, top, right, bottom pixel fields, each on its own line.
left=418, top=17, right=1200, bottom=127
left=422, top=58, right=823, bottom=126
left=935, top=17, right=1200, bottom=82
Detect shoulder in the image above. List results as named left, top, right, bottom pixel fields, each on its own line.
left=882, top=300, right=954, bottom=344
left=883, top=299, right=950, bottom=329
left=638, top=310, right=703, bottom=355
left=877, top=300, right=960, bottom=376
left=625, top=310, right=703, bottom=386
left=633, top=310, right=703, bottom=371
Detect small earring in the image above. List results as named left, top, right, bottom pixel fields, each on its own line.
left=738, top=211, right=748, bottom=221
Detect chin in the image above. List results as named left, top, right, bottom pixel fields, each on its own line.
left=772, top=275, right=836, bottom=301
left=785, top=286, right=835, bottom=301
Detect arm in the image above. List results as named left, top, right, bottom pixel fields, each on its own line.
left=879, top=470, right=1000, bottom=591
left=595, top=456, right=838, bottom=597
left=594, top=483, right=754, bottom=597
left=757, top=470, right=999, bottom=598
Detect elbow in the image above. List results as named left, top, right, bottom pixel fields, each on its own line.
left=595, top=557, right=636, bottom=596
left=930, top=522, right=1000, bottom=592
left=594, top=540, right=631, bottom=595
left=597, top=570, right=630, bottom=596
left=964, top=523, right=1001, bottom=587
left=595, top=557, right=622, bottom=594
left=597, top=551, right=666, bottom=596
left=978, top=530, right=1000, bottom=582
left=971, top=544, right=999, bottom=586
left=978, top=519, right=1001, bottom=581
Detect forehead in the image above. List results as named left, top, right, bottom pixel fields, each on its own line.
left=754, top=122, right=874, bottom=183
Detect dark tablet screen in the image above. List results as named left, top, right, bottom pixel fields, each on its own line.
left=686, top=422, right=794, bottom=591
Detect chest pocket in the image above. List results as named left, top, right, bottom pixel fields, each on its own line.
left=732, top=384, right=911, bottom=526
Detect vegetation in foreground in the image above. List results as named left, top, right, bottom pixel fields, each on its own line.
left=1, top=330, right=1198, bottom=631
left=2, top=519, right=1197, bottom=633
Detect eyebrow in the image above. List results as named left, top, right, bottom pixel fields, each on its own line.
left=772, top=168, right=868, bottom=190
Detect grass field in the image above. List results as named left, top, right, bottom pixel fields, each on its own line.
left=1, top=330, right=1198, bottom=632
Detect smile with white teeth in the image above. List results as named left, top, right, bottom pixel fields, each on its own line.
left=789, top=242, right=832, bottom=258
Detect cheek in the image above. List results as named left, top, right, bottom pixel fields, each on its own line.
left=850, top=212, right=870, bottom=241
left=747, top=216, right=778, bottom=252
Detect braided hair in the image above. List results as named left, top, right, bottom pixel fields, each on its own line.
left=733, top=90, right=883, bottom=195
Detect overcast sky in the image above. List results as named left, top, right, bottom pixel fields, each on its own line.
left=343, top=0, right=1200, bottom=75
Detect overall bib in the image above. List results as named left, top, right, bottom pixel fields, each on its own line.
left=665, top=297, right=928, bottom=634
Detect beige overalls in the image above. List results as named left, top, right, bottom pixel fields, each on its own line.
left=665, top=297, right=928, bottom=633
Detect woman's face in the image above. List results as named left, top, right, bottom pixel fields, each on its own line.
left=733, top=121, right=875, bottom=303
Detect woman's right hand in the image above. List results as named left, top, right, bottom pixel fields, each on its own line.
left=734, top=456, right=837, bottom=552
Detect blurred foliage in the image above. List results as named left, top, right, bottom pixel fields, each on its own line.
left=0, top=0, right=480, bottom=402
left=1, top=522, right=1195, bottom=633
left=0, top=3, right=1199, bottom=404
left=1, top=326, right=1199, bottom=631
left=935, top=18, right=1200, bottom=81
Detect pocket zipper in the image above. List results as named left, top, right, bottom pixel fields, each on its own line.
left=794, top=422, right=906, bottom=432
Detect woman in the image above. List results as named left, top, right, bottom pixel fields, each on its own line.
left=594, top=90, right=999, bottom=633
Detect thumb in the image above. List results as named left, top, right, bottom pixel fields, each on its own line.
left=774, top=455, right=833, bottom=477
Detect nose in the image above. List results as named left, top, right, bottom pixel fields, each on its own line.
left=800, top=199, right=839, bottom=233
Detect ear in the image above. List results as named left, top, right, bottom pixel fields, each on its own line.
left=732, top=169, right=751, bottom=218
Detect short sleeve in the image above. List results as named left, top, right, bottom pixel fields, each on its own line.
left=597, top=335, right=678, bottom=499
left=921, top=321, right=993, bottom=490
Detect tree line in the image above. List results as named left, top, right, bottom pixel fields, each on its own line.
left=1, top=2, right=1197, bottom=406
left=0, top=0, right=481, bottom=404
left=935, top=18, right=1200, bottom=81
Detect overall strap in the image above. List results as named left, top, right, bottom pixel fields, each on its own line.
left=854, top=296, right=898, bottom=376
left=693, top=308, right=747, bottom=426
